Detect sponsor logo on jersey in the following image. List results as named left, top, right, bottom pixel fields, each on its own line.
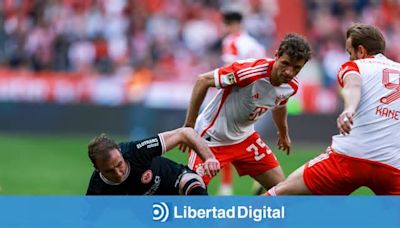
left=136, top=138, right=159, bottom=149
left=141, top=170, right=153, bottom=184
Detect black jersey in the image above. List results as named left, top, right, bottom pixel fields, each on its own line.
left=86, top=135, right=192, bottom=195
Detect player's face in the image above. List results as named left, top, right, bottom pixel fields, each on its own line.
left=274, top=53, right=306, bottom=84
left=96, top=149, right=128, bottom=183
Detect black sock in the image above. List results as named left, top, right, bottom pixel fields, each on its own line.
left=186, top=186, right=208, bottom=195
left=182, top=178, right=208, bottom=195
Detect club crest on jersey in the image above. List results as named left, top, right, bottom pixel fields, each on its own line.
left=141, top=170, right=153, bottom=184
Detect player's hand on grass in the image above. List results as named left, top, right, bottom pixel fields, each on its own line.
left=277, top=132, right=291, bottom=155
left=203, top=157, right=220, bottom=177
left=337, top=111, right=354, bottom=135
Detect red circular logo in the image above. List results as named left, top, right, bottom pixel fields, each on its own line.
left=141, top=170, right=153, bottom=184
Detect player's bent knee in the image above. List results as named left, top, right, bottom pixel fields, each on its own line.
left=179, top=173, right=208, bottom=195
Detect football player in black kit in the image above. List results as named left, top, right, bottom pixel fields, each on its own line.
left=86, top=127, right=220, bottom=195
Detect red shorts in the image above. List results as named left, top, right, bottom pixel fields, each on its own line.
left=303, top=148, right=400, bottom=195
left=188, top=132, right=279, bottom=185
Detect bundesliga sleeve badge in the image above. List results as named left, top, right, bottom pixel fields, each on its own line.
left=220, top=72, right=237, bottom=87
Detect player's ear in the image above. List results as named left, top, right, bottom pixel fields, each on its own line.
left=357, top=45, right=368, bottom=59
left=274, top=50, right=278, bottom=58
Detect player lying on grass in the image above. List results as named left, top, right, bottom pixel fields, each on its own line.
left=86, top=127, right=220, bottom=195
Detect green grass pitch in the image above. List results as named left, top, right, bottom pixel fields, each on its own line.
left=0, top=132, right=373, bottom=195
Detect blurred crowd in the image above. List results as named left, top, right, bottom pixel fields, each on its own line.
left=0, top=0, right=277, bottom=83
left=306, top=0, right=400, bottom=88
left=0, top=0, right=399, bottom=86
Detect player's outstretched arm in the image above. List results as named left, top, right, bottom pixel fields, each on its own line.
left=180, top=71, right=216, bottom=153
left=183, top=71, right=216, bottom=128
left=160, top=128, right=220, bottom=177
left=272, top=106, right=291, bottom=155
left=337, top=73, right=362, bottom=135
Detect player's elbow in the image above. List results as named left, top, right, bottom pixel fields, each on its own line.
left=177, top=127, right=197, bottom=144
left=196, top=72, right=215, bottom=88
left=196, top=75, right=209, bottom=88
left=180, top=127, right=196, bottom=137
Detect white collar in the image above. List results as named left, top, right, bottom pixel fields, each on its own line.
left=99, top=161, right=131, bottom=185
left=374, top=53, right=385, bottom=59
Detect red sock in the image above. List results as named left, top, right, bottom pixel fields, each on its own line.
left=221, top=164, right=232, bottom=185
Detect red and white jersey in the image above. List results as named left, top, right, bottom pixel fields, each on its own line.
left=332, top=54, right=400, bottom=169
left=195, top=58, right=298, bottom=147
left=222, top=31, right=265, bottom=64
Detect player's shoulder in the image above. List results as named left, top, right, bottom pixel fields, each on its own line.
left=338, top=60, right=360, bottom=76
left=228, top=58, right=273, bottom=76
left=117, top=141, right=140, bottom=162
left=339, top=60, right=359, bottom=68
left=89, top=171, right=101, bottom=183
left=118, top=142, right=131, bottom=154
left=338, top=57, right=384, bottom=75
left=349, top=54, right=393, bottom=68
left=254, top=58, right=274, bottom=69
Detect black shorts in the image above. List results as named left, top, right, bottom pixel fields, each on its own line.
left=151, top=157, right=198, bottom=195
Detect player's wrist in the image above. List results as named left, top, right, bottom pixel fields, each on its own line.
left=205, top=157, right=218, bottom=162
left=342, top=108, right=355, bottom=115
left=278, top=130, right=289, bottom=137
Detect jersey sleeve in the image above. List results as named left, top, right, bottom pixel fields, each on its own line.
left=214, top=59, right=270, bottom=89
left=337, top=61, right=360, bottom=87
left=119, top=135, right=165, bottom=164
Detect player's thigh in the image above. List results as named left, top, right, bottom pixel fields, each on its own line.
left=252, top=166, right=285, bottom=190
left=303, top=151, right=359, bottom=195
left=273, top=164, right=313, bottom=195
left=368, top=163, right=400, bottom=195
